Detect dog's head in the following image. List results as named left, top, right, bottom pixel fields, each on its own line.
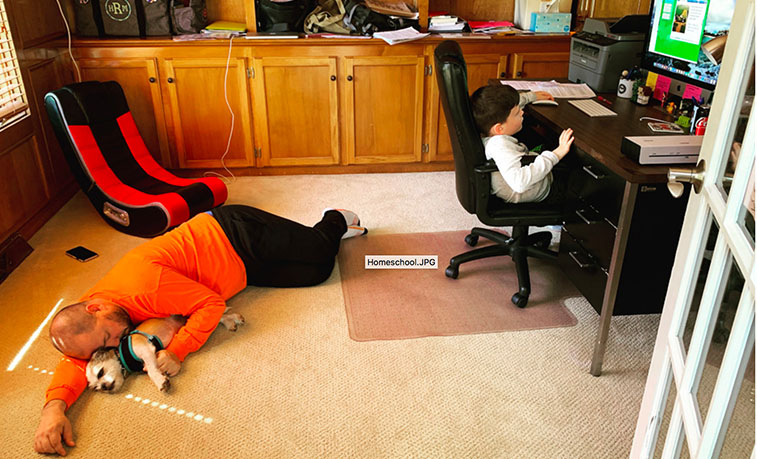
left=86, top=347, right=125, bottom=392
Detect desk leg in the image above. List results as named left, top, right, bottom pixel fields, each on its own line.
left=590, top=182, right=638, bottom=376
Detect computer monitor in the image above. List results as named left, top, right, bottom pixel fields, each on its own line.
left=641, top=0, right=735, bottom=95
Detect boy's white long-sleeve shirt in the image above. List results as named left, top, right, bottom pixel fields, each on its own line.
left=483, top=92, right=559, bottom=203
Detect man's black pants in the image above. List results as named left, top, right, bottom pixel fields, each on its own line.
left=211, top=205, right=347, bottom=287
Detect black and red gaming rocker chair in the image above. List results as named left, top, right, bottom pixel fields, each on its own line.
left=45, top=81, right=227, bottom=238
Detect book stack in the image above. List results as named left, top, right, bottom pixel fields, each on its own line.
left=201, top=21, right=247, bottom=38
left=428, top=15, right=465, bottom=32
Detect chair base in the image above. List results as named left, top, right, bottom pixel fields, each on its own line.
left=445, top=226, right=558, bottom=308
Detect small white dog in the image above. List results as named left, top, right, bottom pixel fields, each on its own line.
left=86, top=309, right=244, bottom=393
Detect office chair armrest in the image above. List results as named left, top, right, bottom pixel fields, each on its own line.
left=473, top=160, right=499, bottom=175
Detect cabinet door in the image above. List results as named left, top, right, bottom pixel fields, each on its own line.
left=343, top=55, right=425, bottom=164
left=428, top=54, right=503, bottom=163
left=25, top=57, right=73, bottom=192
left=79, top=58, right=171, bottom=167
left=163, top=58, right=254, bottom=168
left=509, top=52, right=570, bottom=79
left=251, top=57, right=339, bottom=167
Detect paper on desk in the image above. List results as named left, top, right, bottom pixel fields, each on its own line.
left=498, top=80, right=596, bottom=98
left=373, top=27, right=429, bottom=45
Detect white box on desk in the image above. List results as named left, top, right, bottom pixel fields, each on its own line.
left=621, top=135, right=702, bottom=165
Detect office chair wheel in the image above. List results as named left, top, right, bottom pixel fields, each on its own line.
left=464, top=234, right=479, bottom=246
left=445, top=265, right=459, bottom=279
left=511, top=292, right=529, bottom=308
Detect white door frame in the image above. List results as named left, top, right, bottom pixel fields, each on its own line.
left=630, top=0, right=756, bottom=457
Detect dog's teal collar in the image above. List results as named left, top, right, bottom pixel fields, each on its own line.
left=117, top=330, right=165, bottom=373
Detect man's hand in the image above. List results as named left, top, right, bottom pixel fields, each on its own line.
left=34, top=400, right=75, bottom=456
left=156, top=349, right=181, bottom=376
left=532, top=91, right=554, bottom=101
left=552, top=128, right=574, bottom=160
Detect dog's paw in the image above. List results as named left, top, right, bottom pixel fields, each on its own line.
left=220, top=312, right=245, bottom=332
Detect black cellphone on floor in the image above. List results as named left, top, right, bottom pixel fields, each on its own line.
left=66, top=246, right=99, bottom=262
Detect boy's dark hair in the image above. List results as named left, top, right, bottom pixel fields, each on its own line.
left=470, top=84, right=520, bottom=136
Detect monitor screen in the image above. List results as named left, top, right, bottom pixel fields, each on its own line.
left=641, top=0, right=734, bottom=91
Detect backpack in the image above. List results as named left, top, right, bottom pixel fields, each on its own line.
left=342, top=0, right=417, bottom=35
left=304, top=0, right=351, bottom=34
left=257, top=0, right=316, bottom=32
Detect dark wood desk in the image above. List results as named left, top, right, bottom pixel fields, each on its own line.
left=524, top=94, right=691, bottom=376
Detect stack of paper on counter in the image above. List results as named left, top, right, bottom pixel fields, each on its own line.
left=373, top=27, right=429, bottom=45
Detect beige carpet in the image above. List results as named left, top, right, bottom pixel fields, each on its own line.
left=0, top=173, right=752, bottom=458
left=339, top=230, right=578, bottom=341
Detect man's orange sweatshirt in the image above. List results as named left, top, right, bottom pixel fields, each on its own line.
left=45, top=213, right=246, bottom=408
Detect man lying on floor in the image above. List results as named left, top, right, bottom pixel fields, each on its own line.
left=33, top=205, right=367, bottom=456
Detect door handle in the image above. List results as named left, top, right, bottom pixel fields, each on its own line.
left=667, top=159, right=705, bottom=198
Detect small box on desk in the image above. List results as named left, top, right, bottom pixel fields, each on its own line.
left=530, top=13, right=571, bottom=33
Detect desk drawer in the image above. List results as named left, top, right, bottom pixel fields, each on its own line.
left=563, top=208, right=616, bottom=270
left=558, top=228, right=606, bottom=313
left=568, top=154, right=625, bottom=225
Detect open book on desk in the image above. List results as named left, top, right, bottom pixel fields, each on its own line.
left=498, top=80, right=596, bottom=98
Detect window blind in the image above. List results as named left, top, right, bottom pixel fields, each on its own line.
left=0, top=0, right=28, bottom=129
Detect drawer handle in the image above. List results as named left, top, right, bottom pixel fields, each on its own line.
left=575, top=208, right=596, bottom=224
left=569, top=251, right=593, bottom=269
left=582, top=165, right=605, bottom=180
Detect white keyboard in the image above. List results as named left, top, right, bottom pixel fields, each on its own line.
left=568, top=99, right=618, bottom=117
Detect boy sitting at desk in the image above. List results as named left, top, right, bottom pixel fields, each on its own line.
left=470, top=85, right=574, bottom=203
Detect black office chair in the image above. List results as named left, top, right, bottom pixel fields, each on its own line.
left=434, top=40, right=565, bottom=308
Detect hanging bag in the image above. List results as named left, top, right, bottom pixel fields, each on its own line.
left=75, top=0, right=172, bottom=37
left=304, top=0, right=350, bottom=35
left=75, top=0, right=207, bottom=37
left=256, top=0, right=315, bottom=33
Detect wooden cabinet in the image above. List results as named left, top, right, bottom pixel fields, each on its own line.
left=509, top=51, right=570, bottom=79
left=78, top=58, right=171, bottom=167
left=343, top=54, right=426, bottom=164
left=428, top=53, right=505, bottom=162
left=251, top=56, right=340, bottom=166
left=162, top=57, right=255, bottom=168
left=69, top=36, right=571, bottom=172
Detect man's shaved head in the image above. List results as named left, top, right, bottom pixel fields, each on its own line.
left=49, top=302, right=96, bottom=354
left=49, top=300, right=132, bottom=359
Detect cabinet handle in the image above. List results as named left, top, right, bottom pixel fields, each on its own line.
left=347, top=75, right=353, bottom=81
left=149, top=77, right=156, bottom=83
left=568, top=251, right=593, bottom=269
left=500, top=72, right=506, bottom=78
left=330, top=75, right=336, bottom=81
left=167, top=77, right=174, bottom=83
left=581, top=165, right=605, bottom=180
left=516, top=71, right=523, bottom=77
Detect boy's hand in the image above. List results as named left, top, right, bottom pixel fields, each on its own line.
left=552, top=128, right=574, bottom=160
left=532, top=91, right=554, bottom=101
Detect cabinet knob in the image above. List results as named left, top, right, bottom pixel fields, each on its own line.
left=330, top=75, right=336, bottom=81
left=500, top=72, right=505, bottom=78
left=167, top=77, right=174, bottom=83
left=149, top=77, right=156, bottom=83
left=347, top=75, right=353, bottom=81
left=516, top=71, right=523, bottom=77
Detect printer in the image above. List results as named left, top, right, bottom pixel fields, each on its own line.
left=569, top=15, right=649, bottom=93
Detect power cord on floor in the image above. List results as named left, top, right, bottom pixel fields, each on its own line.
left=203, top=35, right=237, bottom=185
